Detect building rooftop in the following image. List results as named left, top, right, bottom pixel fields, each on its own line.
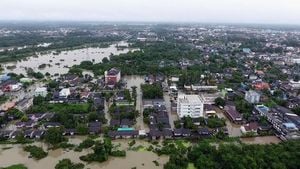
left=178, top=94, right=203, bottom=104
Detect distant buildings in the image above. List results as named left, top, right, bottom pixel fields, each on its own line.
left=245, top=90, right=261, bottom=104
left=177, top=94, right=204, bottom=118
left=253, top=81, right=270, bottom=90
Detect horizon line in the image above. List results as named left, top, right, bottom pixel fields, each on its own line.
left=0, top=20, right=300, bottom=27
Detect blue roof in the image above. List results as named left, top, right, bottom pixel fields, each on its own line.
left=117, top=127, right=134, bottom=131
left=283, top=123, right=297, bottom=128
left=256, top=105, right=269, bottom=114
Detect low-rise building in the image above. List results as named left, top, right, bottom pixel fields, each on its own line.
left=105, top=68, right=121, bottom=86
left=240, top=122, right=259, bottom=134
left=59, top=88, right=71, bottom=98
left=224, top=105, right=243, bottom=124
left=245, top=90, right=261, bottom=103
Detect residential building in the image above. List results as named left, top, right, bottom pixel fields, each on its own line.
left=104, top=68, right=121, bottom=85
left=34, top=87, right=48, bottom=97
left=177, top=94, right=204, bottom=118
left=15, top=98, right=33, bottom=112
left=240, top=122, right=259, bottom=134
left=224, top=105, right=243, bottom=124
left=245, top=90, right=261, bottom=103
left=59, top=88, right=71, bottom=98
left=289, top=80, right=300, bottom=89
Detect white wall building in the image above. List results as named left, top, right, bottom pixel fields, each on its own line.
left=59, top=88, right=71, bottom=98
left=289, top=80, right=300, bottom=89
left=245, top=90, right=261, bottom=104
left=177, top=94, right=204, bottom=118
left=34, top=87, right=48, bottom=97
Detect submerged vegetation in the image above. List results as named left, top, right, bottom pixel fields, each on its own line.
left=23, top=145, right=48, bottom=160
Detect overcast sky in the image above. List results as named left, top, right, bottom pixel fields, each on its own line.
left=1, top=0, right=300, bottom=24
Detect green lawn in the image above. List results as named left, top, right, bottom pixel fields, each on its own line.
left=2, top=164, right=28, bottom=169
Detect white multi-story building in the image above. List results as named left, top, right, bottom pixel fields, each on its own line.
left=177, top=94, right=204, bottom=118
left=34, top=87, right=48, bottom=97
left=245, top=90, right=261, bottom=104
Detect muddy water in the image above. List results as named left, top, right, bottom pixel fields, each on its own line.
left=0, top=138, right=168, bottom=169
left=3, top=41, right=138, bottom=75
left=240, top=136, right=281, bottom=144
left=214, top=106, right=242, bottom=137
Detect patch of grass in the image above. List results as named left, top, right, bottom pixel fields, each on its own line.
left=2, top=164, right=28, bottom=169
left=187, top=163, right=196, bottom=169
left=175, top=140, right=191, bottom=148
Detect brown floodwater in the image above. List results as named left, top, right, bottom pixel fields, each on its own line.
left=215, top=107, right=242, bottom=137
left=240, top=136, right=281, bottom=144
left=3, top=41, right=138, bottom=75
left=0, top=138, right=168, bottom=169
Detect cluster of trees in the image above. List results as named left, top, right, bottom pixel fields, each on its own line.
left=163, top=140, right=300, bottom=169
left=44, top=127, right=66, bottom=145
left=141, top=84, right=163, bottom=99
left=207, top=117, right=226, bottom=128
left=23, top=145, right=48, bottom=160
left=79, top=138, right=126, bottom=162
left=30, top=98, right=92, bottom=114
left=186, top=141, right=300, bottom=169
left=215, top=97, right=226, bottom=107
left=109, top=104, right=139, bottom=120
left=55, top=159, right=84, bottom=169
left=26, top=68, right=44, bottom=79
left=234, top=96, right=253, bottom=120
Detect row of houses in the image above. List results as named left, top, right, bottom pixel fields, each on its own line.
left=254, top=105, right=300, bottom=140
left=107, top=126, right=217, bottom=140
left=0, top=129, right=45, bottom=139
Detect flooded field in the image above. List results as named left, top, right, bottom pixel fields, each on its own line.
left=240, top=136, right=281, bottom=144
left=3, top=41, right=138, bottom=75
left=0, top=138, right=168, bottom=169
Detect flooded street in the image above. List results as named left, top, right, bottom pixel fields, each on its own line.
left=124, top=75, right=147, bottom=131
left=0, top=138, right=168, bottom=169
left=215, top=106, right=242, bottom=137
left=2, top=41, right=137, bottom=75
